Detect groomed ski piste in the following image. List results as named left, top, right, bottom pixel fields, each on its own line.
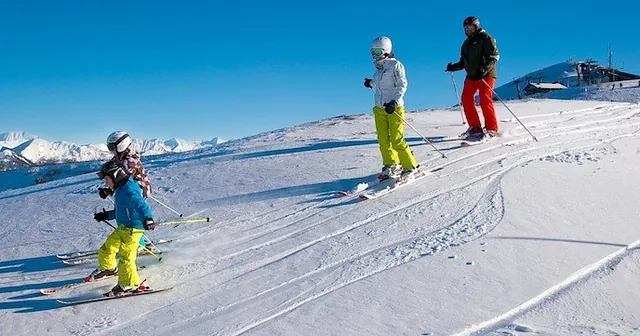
left=1, top=95, right=640, bottom=335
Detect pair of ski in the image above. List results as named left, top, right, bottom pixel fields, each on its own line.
left=56, top=239, right=174, bottom=266
left=41, top=270, right=153, bottom=295
left=57, top=286, right=173, bottom=306
left=52, top=278, right=173, bottom=306
left=336, top=167, right=435, bottom=201
left=359, top=169, right=433, bottom=200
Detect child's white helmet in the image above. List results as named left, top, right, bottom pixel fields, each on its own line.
left=106, top=131, right=131, bottom=153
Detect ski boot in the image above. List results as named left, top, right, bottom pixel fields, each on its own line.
left=378, top=164, right=402, bottom=181
left=85, top=267, right=118, bottom=282
left=398, top=165, right=423, bottom=183
left=107, top=279, right=150, bottom=297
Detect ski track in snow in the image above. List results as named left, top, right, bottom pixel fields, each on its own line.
left=451, top=240, right=640, bottom=336
left=4, top=101, right=639, bottom=336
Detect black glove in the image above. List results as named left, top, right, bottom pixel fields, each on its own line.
left=98, top=187, right=113, bottom=199
left=93, top=209, right=109, bottom=222
left=364, top=78, right=372, bottom=88
left=143, top=218, right=156, bottom=230
left=446, top=62, right=455, bottom=72
left=384, top=100, right=397, bottom=114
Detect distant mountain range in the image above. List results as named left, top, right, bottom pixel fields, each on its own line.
left=0, top=132, right=225, bottom=171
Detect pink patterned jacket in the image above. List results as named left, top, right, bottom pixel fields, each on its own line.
left=115, top=149, right=152, bottom=198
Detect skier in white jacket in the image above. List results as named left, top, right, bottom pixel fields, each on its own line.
left=364, top=36, right=419, bottom=180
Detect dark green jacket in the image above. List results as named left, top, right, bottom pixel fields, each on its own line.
left=451, top=29, right=499, bottom=80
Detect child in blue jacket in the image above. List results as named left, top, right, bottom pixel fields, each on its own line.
left=89, top=160, right=156, bottom=295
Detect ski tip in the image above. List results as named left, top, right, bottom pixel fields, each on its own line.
left=336, top=191, right=349, bottom=196
left=359, top=194, right=374, bottom=200
left=41, top=289, right=56, bottom=295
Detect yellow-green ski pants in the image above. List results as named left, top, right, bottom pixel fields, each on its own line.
left=373, top=105, right=418, bottom=169
left=98, top=226, right=144, bottom=287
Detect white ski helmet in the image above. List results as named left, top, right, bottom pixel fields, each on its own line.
left=106, top=131, right=132, bottom=153
left=371, top=36, right=392, bottom=56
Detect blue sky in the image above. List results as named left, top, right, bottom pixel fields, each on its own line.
left=1, top=0, right=638, bottom=144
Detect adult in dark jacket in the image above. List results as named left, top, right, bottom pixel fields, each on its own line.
left=446, top=16, right=500, bottom=140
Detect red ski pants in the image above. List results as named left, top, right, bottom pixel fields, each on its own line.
left=461, top=77, right=499, bottom=131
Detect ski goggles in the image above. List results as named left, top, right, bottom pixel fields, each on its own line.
left=370, top=48, right=385, bottom=57
left=107, top=133, right=129, bottom=151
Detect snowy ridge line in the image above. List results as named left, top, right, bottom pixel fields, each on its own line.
left=451, top=240, right=640, bottom=336
left=227, top=178, right=506, bottom=336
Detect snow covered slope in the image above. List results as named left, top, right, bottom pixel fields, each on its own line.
left=1, top=98, right=640, bottom=335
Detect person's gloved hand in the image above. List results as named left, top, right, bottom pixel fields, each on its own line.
left=93, top=209, right=109, bottom=222
left=445, top=62, right=455, bottom=72
left=143, top=218, right=156, bottom=230
left=384, top=100, right=398, bottom=114
left=98, top=187, right=113, bottom=199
